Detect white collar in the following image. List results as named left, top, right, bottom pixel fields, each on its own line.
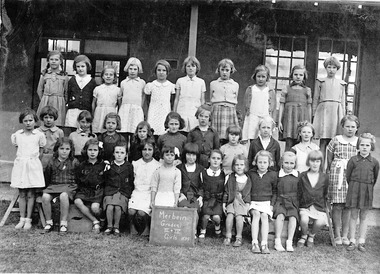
left=279, top=169, right=298, bottom=178
left=336, top=135, right=358, bottom=146
left=185, top=75, right=198, bottom=81
left=126, top=76, right=141, bottom=82
left=153, top=80, right=171, bottom=87
left=217, top=77, right=234, bottom=83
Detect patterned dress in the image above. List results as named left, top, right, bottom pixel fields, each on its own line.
left=327, top=135, right=358, bottom=204
left=145, top=80, right=175, bottom=135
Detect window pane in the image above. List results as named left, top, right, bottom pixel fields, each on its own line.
left=319, top=39, right=332, bottom=56
left=67, top=40, right=80, bottom=53
left=96, top=60, right=104, bottom=74
left=293, top=38, right=305, bottom=58
left=279, top=37, right=292, bottom=57
left=332, top=41, right=345, bottom=57
left=349, top=61, right=357, bottom=82
left=292, top=58, right=305, bottom=67
left=266, top=37, right=280, bottom=56
left=317, top=60, right=326, bottom=78
left=40, top=58, right=47, bottom=72
left=278, top=58, right=291, bottom=77
left=65, top=60, right=75, bottom=76
left=265, top=56, right=278, bottom=78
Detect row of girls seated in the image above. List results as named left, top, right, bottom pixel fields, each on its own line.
left=10, top=105, right=378, bottom=254
left=36, top=50, right=346, bottom=156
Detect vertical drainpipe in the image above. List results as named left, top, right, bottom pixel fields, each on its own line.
left=188, top=4, right=199, bottom=56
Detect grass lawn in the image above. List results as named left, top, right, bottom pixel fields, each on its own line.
left=1, top=200, right=380, bottom=273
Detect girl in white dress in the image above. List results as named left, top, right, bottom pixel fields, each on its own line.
left=128, top=139, right=161, bottom=235
left=242, top=65, right=276, bottom=141
left=145, top=60, right=175, bottom=136
left=118, top=57, right=146, bottom=143
left=174, top=56, right=206, bottom=133
left=92, top=65, right=121, bottom=133
left=11, top=108, right=46, bottom=230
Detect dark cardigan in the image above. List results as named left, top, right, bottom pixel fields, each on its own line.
left=247, top=137, right=281, bottom=171
left=298, top=171, right=329, bottom=212
left=223, top=173, right=252, bottom=205
left=248, top=168, right=278, bottom=205
left=104, top=161, right=134, bottom=198
left=67, top=77, right=97, bottom=112
left=177, top=163, right=204, bottom=198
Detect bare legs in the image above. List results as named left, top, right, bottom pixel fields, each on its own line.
left=15, top=188, right=35, bottom=229
left=349, top=208, right=369, bottom=244
left=42, top=192, right=70, bottom=223
left=332, top=203, right=350, bottom=242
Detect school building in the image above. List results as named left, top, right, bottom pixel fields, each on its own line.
left=1, top=0, right=380, bottom=206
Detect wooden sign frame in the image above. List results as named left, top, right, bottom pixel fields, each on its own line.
left=149, top=206, right=197, bottom=247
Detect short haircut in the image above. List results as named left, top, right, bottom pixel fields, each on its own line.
left=73, top=55, right=92, bottom=72
left=259, top=116, right=275, bottom=129
left=195, top=103, right=212, bottom=121
left=39, top=105, right=58, bottom=121
left=357, top=133, right=376, bottom=151
left=154, top=59, right=171, bottom=75
left=181, top=142, right=200, bottom=164
left=209, top=149, right=223, bottom=160
left=232, top=154, right=249, bottom=173
left=160, top=145, right=176, bottom=159
left=215, top=58, right=236, bottom=74
left=141, top=137, right=157, bottom=151
left=133, top=121, right=154, bottom=142
left=280, top=151, right=297, bottom=169
left=323, top=56, right=341, bottom=70
left=251, top=64, right=270, bottom=82
left=124, top=57, right=143, bottom=73
left=253, top=150, right=274, bottom=167
left=164, top=112, right=185, bottom=130
left=101, top=65, right=118, bottom=84
left=114, top=141, right=128, bottom=152
left=296, top=121, right=315, bottom=142
left=226, top=125, right=242, bottom=140
left=19, top=108, right=38, bottom=123
left=53, top=137, right=75, bottom=160
left=340, top=114, right=360, bottom=129
left=103, top=112, right=121, bottom=130
left=77, top=110, right=93, bottom=123
left=306, top=150, right=324, bottom=171
left=290, top=64, right=308, bottom=81
left=81, top=138, right=103, bottom=160
left=182, top=56, right=201, bottom=74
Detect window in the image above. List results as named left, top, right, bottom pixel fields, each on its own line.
left=317, top=38, right=360, bottom=114
left=264, top=36, right=307, bottom=92
left=94, top=60, right=121, bottom=85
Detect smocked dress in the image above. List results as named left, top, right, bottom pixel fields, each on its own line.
left=327, top=135, right=358, bottom=204
left=273, top=169, right=299, bottom=221
left=36, top=69, right=68, bottom=127
left=175, top=75, right=206, bottom=132
left=145, top=80, right=175, bottom=135
left=279, top=84, right=312, bottom=140
left=129, top=158, right=161, bottom=215
left=201, top=169, right=225, bottom=216
left=312, top=77, right=346, bottom=139
left=10, top=129, right=46, bottom=189
left=118, top=77, right=146, bottom=133
left=92, top=84, right=121, bottom=133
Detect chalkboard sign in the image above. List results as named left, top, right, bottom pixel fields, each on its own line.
left=150, top=206, right=197, bottom=247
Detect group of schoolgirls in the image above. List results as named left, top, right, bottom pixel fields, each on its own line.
left=9, top=51, right=378, bottom=254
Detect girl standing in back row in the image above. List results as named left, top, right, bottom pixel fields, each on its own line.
left=210, top=58, right=239, bottom=144
left=174, top=56, right=206, bottom=134
left=145, top=60, right=175, bottom=137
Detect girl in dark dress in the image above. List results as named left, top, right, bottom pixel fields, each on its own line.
left=74, top=139, right=105, bottom=234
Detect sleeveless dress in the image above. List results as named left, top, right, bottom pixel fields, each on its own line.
left=201, top=169, right=225, bottom=215
left=279, top=85, right=312, bottom=140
